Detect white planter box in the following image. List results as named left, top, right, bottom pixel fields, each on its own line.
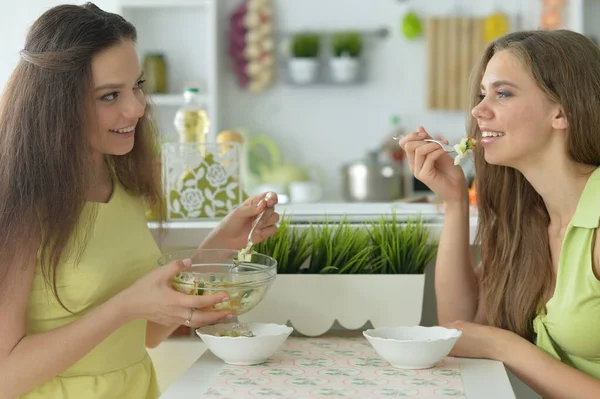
left=238, top=274, right=425, bottom=336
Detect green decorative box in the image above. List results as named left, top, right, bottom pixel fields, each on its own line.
left=162, top=142, right=244, bottom=220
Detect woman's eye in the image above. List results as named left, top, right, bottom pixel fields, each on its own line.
left=101, top=92, right=118, bottom=101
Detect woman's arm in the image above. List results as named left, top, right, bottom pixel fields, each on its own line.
left=435, top=201, right=481, bottom=324
left=143, top=193, right=281, bottom=348
left=0, top=251, right=135, bottom=399
left=499, top=334, right=600, bottom=399
left=447, top=321, right=600, bottom=399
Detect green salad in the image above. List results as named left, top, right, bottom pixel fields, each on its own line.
left=213, top=330, right=244, bottom=337
left=171, top=273, right=265, bottom=315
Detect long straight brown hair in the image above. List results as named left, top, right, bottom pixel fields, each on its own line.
left=0, top=3, right=162, bottom=309
left=468, top=30, right=600, bottom=340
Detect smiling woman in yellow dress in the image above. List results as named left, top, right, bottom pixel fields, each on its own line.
left=0, top=3, right=279, bottom=399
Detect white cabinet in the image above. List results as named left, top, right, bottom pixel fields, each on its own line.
left=116, top=0, right=219, bottom=141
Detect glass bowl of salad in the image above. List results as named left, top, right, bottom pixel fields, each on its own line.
left=157, top=249, right=277, bottom=316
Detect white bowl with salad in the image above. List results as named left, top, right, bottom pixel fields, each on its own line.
left=196, top=322, right=293, bottom=365
left=157, top=249, right=277, bottom=316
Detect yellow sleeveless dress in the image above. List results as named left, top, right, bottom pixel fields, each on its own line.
left=21, top=182, right=162, bottom=398
left=533, top=167, right=600, bottom=379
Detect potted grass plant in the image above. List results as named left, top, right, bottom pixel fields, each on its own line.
left=239, top=213, right=437, bottom=336
left=288, top=33, right=321, bottom=84
left=329, top=31, right=362, bottom=83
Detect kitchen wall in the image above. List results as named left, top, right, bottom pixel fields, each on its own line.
left=0, top=0, right=45, bottom=87
left=216, top=0, right=543, bottom=200
left=0, top=0, right=119, bottom=88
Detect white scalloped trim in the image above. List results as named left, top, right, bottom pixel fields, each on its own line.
left=238, top=274, right=425, bottom=337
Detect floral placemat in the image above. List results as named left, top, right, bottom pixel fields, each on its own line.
left=199, top=335, right=465, bottom=398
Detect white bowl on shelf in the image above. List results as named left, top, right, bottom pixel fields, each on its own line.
left=196, top=322, right=293, bottom=366
left=363, top=326, right=462, bottom=369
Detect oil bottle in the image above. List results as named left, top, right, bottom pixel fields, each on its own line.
left=174, top=87, right=210, bottom=145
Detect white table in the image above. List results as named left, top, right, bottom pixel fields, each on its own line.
left=161, top=341, right=515, bottom=399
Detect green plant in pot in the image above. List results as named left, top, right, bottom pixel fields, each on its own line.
left=254, top=212, right=437, bottom=275
left=330, top=31, right=362, bottom=83
left=332, top=31, right=362, bottom=58
left=246, top=212, right=438, bottom=336
left=289, top=33, right=321, bottom=84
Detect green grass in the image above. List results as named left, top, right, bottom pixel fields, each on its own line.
left=253, top=215, right=311, bottom=274
left=254, top=212, right=437, bottom=275
left=307, top=217, right=378, bottom=274
left=368, top=213, right=437, bottom=274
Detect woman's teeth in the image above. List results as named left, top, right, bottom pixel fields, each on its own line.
left=110, top=126, right=135, bottom=133
left=481, top=131, right=505, bottom=138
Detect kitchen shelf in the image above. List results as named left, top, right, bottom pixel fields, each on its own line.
left=117, top=0, right=218, bottom=140
left=277, top=27, right=390, bottom=40
left=278, top=27, right=389, bottom=87
left=148, top=93, right=210, bottom=107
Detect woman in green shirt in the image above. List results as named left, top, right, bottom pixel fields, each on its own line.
left=400, top=29, right=600, bottom=398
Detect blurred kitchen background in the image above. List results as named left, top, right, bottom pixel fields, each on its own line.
left=1, top=0, right=598, bottom=205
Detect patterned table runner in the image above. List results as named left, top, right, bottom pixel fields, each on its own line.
left=198, top=334, right=465, bottom=398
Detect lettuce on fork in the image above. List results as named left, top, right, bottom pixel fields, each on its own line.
left=453, top=137, right=477, bottom=165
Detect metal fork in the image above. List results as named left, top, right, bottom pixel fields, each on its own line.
left=393, top=133, right=456, bottom=153
left=222, top=210, right=268, bottom=339
left=422, top=139, right=455, bottom=153
left=229, top=192, right=274, bottom=273
left=224, top=197, right=273, bottom=338
left=246, top=207, right=268, bottom=250
left=226, top=193, right=275, bottom=337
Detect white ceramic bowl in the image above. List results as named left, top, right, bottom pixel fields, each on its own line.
left=363, top=326, right=462, bottom=369
left=196, top=322, right=293, bottom=366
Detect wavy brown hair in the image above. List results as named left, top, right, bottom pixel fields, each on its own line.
left=467, top=30, right=600, bottom=340
left=0, top=3, right=161, bottom=309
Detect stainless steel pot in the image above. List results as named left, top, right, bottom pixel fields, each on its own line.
left=341, top=151, right=404, bottom=202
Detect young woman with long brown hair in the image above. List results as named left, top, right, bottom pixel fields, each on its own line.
left=0, top=3, right=279, bottom=399
left=401, top=29, right=600, bottom=398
